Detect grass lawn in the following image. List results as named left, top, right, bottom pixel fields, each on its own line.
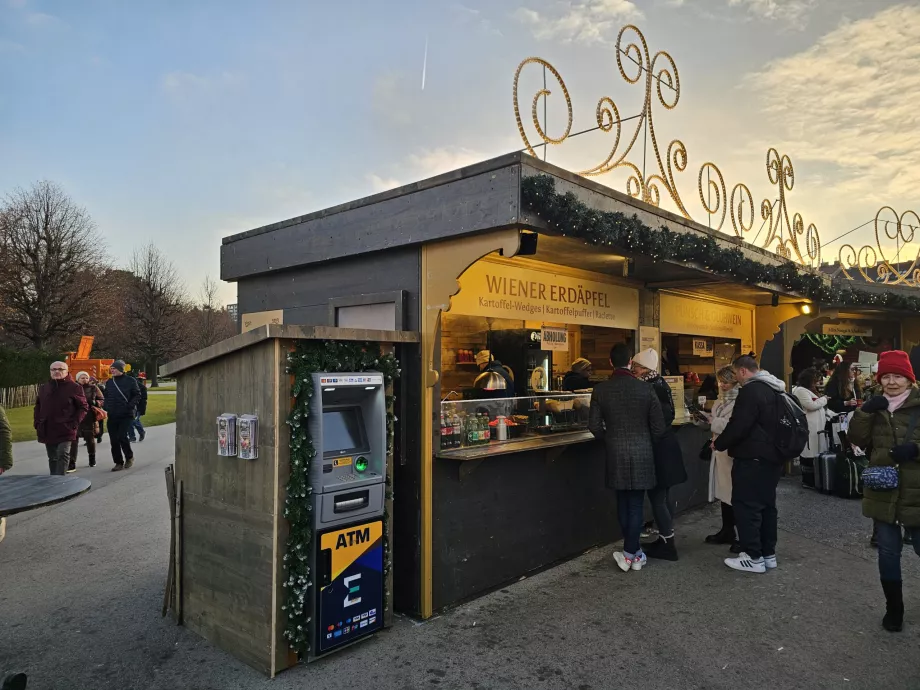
left=5, top=394, right=177, bottom=443
left=149, top=383, right=176, bottom=391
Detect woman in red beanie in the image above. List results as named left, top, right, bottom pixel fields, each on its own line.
left=849, top=350, right=920, bottom=633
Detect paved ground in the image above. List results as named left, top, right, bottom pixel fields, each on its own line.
left=2, top=428, right=919, bottom=690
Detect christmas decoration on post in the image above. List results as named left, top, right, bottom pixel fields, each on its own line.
left=282, top=340, right=400, bottom=657
left=521, top=175, right=920, bottom=314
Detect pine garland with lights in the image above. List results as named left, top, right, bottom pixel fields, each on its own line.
left=283, top=339, right=400, bottom=657
left=521, top=175, right=920, bottom=313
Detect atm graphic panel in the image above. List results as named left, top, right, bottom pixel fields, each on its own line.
left=317, top=519, right=383, bottom=654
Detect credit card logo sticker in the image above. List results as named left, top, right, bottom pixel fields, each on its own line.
left=333, top=630, right=342, bottom=638
left=360, top=620, right=368, bottom=628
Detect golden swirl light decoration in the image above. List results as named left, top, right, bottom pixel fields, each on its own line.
left=512, top=23, right=822, bottom=266
left=839, top=207, right=920, bottom=285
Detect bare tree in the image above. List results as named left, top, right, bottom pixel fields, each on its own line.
left=191, top=275, right=236, bottom=351
left=0, top=181, right=109, bottom=349
left=125, top=243, right=189, bottom=386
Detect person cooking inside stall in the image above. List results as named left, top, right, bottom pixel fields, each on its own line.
left=473, top=350, right=515, bottom=394
left=562, top=358, right=593, bottom=391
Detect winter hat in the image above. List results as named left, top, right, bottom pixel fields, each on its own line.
left=75, top=371, right=90, bottom=382
left=632, top=348, right=659, bottom=372
left=876, top=350, right=915, bottom=383
left=571, top=357, right=592, bottom=373
left=111, top=360, right=126, bottom=373
left=475, top=350, right=492, bottom=367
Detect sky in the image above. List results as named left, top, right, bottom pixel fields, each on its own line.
left=1, top=0, right=918, bottom=305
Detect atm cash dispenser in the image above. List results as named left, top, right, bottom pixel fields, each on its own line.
left=307, top=373, right=386, bottom=658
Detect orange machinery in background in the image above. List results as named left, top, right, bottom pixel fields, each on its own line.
left=65, top=336, right=115, bottom=382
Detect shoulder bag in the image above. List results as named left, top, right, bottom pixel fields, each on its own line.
left=861, top=407, right=920, bottom=491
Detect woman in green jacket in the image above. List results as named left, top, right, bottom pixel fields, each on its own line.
left=848, top=350, right=920, bottom=633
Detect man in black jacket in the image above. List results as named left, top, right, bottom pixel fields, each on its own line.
left=103, top=360, right=141, bottom=471
left=713, top=355, right=785, bottom=574
left=128, top=373, right=148, bottom=443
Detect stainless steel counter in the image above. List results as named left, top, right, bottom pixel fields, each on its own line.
left=435, top=430, right=596, bottom=462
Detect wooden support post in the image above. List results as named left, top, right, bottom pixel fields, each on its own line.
left=163, top=465, right=176, bottom=618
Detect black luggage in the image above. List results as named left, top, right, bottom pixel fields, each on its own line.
left=801, top=456, right=817, bottom=488
left=834, top=431, right=866, bottom=499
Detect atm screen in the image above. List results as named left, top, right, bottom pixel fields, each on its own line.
left=322, top=407, right=367, bottom=454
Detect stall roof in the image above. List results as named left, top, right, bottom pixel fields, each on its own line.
left=160, top=325, right=420, bottom=377
left=221, top=152, right=813, bottom=306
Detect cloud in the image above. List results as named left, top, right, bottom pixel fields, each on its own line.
left=24, top=11, right=59, bottom=26
left=7, top=0, right=27, bottom=7
left=740, top=5, right=920, bottom=254
left=366, top=146, right=491, bottom=193
left=451, top=4, right=504, bottom=36
left=727, top=0, right=816, bottom=23
left=514, top=0, right=643, bottom=46
left=160, top=71, right=245, bottom=96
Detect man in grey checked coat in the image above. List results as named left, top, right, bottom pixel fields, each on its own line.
left=589, top=343, right=667, bottom=573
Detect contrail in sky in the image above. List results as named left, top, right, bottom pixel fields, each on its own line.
left=421, top=35, right=428, bottom=90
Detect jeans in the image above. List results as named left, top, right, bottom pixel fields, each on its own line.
left=128, top=415, right=145, bottom=441
left=70, top=428, right=97, bottom=466
left=45, top=442, right=71, bottom=475
left=617, top=489, right=646, bottom=556
left=108, top=417, right=134, bottom=466
left=732, top=458, right=782, bottom=559
left=647, top=486, right=674, bottom=538
left=875, top=520, right=920, bottom=581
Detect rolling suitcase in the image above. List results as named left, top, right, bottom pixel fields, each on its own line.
left=817, top=450, right=837, bottom=495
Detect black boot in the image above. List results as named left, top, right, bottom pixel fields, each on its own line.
left=644, top=534, right=678, bottom=561
left=88, top=454, right=96, bottom=468
left=881, top=579, right=904, bottom=632
left=706, top=502, right=736, bottom=544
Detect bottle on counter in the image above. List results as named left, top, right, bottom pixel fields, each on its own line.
left=440, top=412, right=448, bottom=449
left=452, top=413, right=462, bottom=448
left=479, top=413, right=490, bottom=444
left=496, top=415, right=508, bottom=441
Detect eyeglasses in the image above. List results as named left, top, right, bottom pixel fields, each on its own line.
left=50, top=368, right=66, bottom=372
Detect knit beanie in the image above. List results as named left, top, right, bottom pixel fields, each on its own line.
left=876, top=350, right=915, bottom=383
left=76, top=371, right=90, bottom=382
left=571, top=357, right=592, bottom=373
left=111, top=360, right=126, bottom=373
left=632, top=348, right=659, bottom=372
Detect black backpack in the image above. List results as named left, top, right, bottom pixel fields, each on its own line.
left=752, top=381, right=809, bottom=461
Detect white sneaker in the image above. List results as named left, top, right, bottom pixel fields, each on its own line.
left=724, top=552, right=766, bottom=574
left=764, top=554, right=777, bottom=570
left=631, top=552, right=647, bottom=571
left=613, top=551, right=633, bottom=572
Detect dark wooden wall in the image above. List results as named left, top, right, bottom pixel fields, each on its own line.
left=431, top=425, right=710, bottom=609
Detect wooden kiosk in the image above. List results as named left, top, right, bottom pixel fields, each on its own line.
left=160, top=325, right=418, bottom=677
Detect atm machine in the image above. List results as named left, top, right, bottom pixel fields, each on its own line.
left=307, top=372, right=386, bottom=660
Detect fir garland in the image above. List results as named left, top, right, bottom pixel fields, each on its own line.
left=521, top=175, right=920, bottom=313
left=282, top=340, right=400, bottom=657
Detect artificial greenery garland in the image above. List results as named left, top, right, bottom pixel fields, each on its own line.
left=521, top=175, right=920, bottom=313
left=282, top=340, right=400, bottom=657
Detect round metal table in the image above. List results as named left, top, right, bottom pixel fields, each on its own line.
left=0, top=475, right=91, bottom=517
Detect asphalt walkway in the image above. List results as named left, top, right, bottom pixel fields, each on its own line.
left=1, top=428, right=918, bottom=689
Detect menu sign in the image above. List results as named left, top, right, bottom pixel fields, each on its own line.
left=450, top=260, right=639, bottom=330
left=823, top=322, right=873, bottom=337
left=660, top=294, right=753, bottom=343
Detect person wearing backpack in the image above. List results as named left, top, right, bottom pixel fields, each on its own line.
left=713, top=355, right=802, bottom=574
left=847, top=350, right=920, bottom=633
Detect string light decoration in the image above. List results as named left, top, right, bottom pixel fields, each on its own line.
left=512, top=24, right=820, bottom=266
left=282, top=340, right=400, bottom=656
left=839, top=206, right=920, bottom=286
left=521, top=174, right=920, bottom=313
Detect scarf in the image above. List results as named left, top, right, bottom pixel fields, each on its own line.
left=884, top=389, right=912, bottom=413
left=720, top=385, right=739, bottom=403
left=638, top=368, right=659, bottom=383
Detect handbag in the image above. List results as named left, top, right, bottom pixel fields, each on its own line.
left=93, top=406, right=108, bottom=421
left=860, top=407, right=920, bottom=491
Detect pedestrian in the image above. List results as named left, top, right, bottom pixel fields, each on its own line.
left=589, top=343, right=667, bottom=573
left=128, top=373, right=148, bottom=443
left=847, top=350, right=920, bottom=633
left=792, top=367, right=830, bottom=483
left=0, top=403, right=13, bottom=544
left=698, top=366, right=740, bottom=550
left=71, top=372, right=104, bottom=468
left=91, top=375, right=105, bottom=444
left=826, top=360, right=862, bottom=414
left=103, top=360, right=141, bottom=471
left=631, top=348, right=686, bottom=561
left=33, top=361, right=88, bottom=475
left=712, top=355, right=787, bottom=574
left=561, top=358, right=593, bottom=392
